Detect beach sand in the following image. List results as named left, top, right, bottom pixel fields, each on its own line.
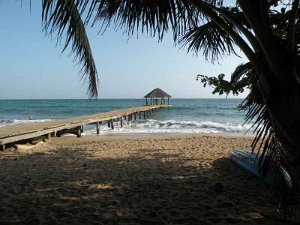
left=0, top=135, right=286, bottom=224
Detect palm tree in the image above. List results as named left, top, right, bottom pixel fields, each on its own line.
left=41, top=0, right=300, bottom=196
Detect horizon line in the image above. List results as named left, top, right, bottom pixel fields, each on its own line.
left=0, top=97, right=244, bottom=100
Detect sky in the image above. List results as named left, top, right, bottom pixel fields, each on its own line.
left=0, top=1, right=248, bottom=99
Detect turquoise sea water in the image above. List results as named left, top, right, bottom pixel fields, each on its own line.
left=0, top=99, right=254, bottom=135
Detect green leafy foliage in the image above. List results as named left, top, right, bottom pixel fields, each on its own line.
left=197, top=74, right=231, bottom=95
left=196, top=62, right=252, bottom=96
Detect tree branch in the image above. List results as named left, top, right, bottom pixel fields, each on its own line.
left=213, top=6, right=263, bottom=54
left=187, top=0, right=270, bottom=96
left=237, top=0, right=287, bottom=84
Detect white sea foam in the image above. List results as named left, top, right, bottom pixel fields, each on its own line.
left=0, top=119, right=52, bottom=127
left=0, top=117, right=254, bottom=136
left=82, top=119, right=254, bottom=136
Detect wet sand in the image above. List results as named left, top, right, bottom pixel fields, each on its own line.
left=0, top=135, right=286, bottom=224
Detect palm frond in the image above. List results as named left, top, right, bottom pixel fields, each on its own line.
left=240, top=87, right=295, bottom=192
left=179, top=21, right=237, bottom=62
left=42, top=0, right=98, bottom=98
left=91, top=0, right=200, bottom=41
left=230, top=62, right=252, bottom=84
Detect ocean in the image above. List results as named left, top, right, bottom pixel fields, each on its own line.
left=0, top=99, right=254, bottom=136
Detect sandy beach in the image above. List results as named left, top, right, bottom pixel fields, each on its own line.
left=0, top=135, right=286, bottom=225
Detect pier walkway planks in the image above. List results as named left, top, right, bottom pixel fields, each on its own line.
left=0, top=105, right=170, bottom=150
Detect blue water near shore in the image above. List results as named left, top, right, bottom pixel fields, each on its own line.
left=0, top=99, right=254, bottom=135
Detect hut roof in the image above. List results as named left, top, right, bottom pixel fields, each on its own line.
left=144, top=88, right=172, bottom=98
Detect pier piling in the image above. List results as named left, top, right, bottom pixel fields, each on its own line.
left=0, top=105, right=171, bottom=149
left=96, top=122, right=100, bottom=134
left=110, top=119, right=114, bottom=129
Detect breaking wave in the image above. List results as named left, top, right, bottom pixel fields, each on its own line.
left=83, top=119, right=254, bottom=135
left=0, top=119, right=52, bottom=127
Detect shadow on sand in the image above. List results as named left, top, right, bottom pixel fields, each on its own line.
left=0, top=140, right=290, bottom=225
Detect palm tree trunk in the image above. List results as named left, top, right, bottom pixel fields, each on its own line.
left=265, top=71, right=300, bottom=186
left=236, top=0, right=300, bottom=186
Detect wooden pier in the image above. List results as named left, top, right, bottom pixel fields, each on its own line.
left=0, top=105, right=171, bottom=150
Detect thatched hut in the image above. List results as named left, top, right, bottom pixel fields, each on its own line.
left=144, top=88, right=172, bottom=106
